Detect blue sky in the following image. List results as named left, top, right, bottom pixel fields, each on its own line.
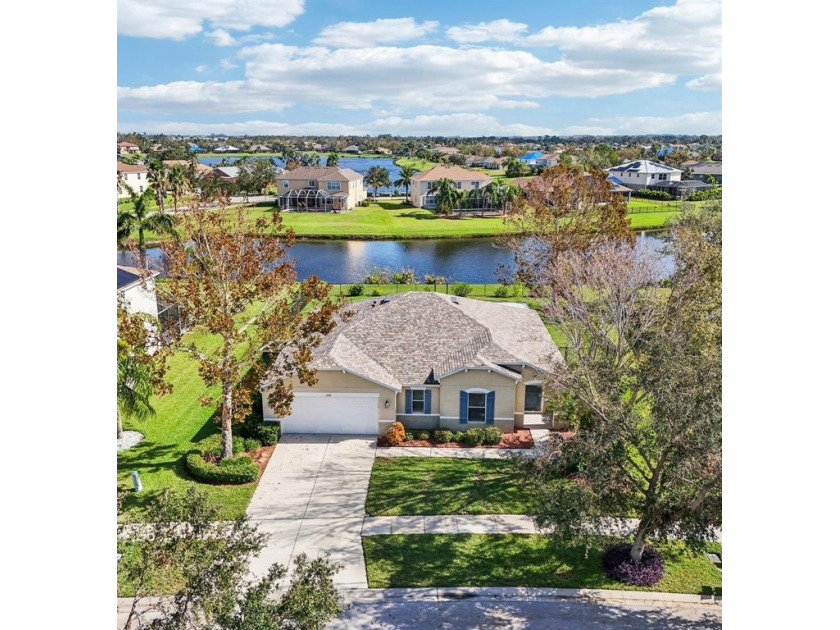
left=117, top=0, right=721, bottom=136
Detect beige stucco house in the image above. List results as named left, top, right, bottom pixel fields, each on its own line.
left=410, top=165, right=492, bottom=209
left=276, top=166, right=365, bottom=212
left=261, top=292, right=562, bottom=436
left=118, top=141, right=140, bottom=155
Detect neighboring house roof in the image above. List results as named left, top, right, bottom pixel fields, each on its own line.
left=606, top=175, right=633, bottom=193
left=685, top=162, right=722, bottom=176
left=118, top=142, right=139, bottom=148
left=520, top=151, right=543, bottom=160
left=117, top=265, right=159, bottom=292
left=507, top=176, right=536, bottom=189
left=249, top=144, right=272, bottom=152
left=609, top=160, right=681, bottom=174
left=283, top=292, right=562, bottom=390
left=649, top=180, right=712, bottom=191
left=343, top=145, right=360, bottom=151
left=412, top=165, right=492, bottom=182
left=213, top=166, right=240, bottom=178
left=163, top=159, right=214, bottom=174
left=284, top=166, right=363, bottom=182
left=117, top=162, right=148, bottom=173
left=433, top=146, right=460, bottom=155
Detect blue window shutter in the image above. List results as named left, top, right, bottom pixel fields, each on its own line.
left=459, top=391, right=468, bottom=424
left=405, top=390, right=412, bottom=414
left=486, top=391, right=495, bottom=424
left=424, top=389, right=431, bottom=414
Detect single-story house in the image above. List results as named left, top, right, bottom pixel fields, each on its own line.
left=213, top=166, right=240, bottom=180
left=519, top=151, right=544, bottom=166
left=409, top=165, right=492, bottom=210
left=118, top=265, right=159, bottom=319
left=117, top=161, right=149, bottom=198
left=213, top=145, right=240, bottom=153
left=343, top=145, right=361, bottom=154
left=481, top=156, right=505, bottom=169
left=277, top=166, right=366, bottom=212
left=249, top=144, right=273, bottom=153
left=433, top=146, right=460, bottom=156
left=261, top=292, right=563, bottom=435
left=535, top=153, right=560, bottom=167
left=118, top=141, right=140, bottom=155
left=375, top=147, right=392, bottom=155
left=607, top=160, right=682, bottom=191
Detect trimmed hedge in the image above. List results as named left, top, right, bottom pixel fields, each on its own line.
left=632, top=188, right=674, bottom=201
left=688, top=187, right=722, bottom=201
left=462, top=428, right=485, bottom=447
left=184, top=453, right=259, bottom=484
left=243, top=438, right=262, bottom=452
left=602, top=544, right=665, bottom=586
left=451, top=282, right=472, bottom=297
left=432, top=429, right=454, bottom=444
left=482, top=427, right=503, bottom=445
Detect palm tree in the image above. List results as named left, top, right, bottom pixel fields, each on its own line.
left=485, top=180, right=517, bottom=214
left=393, top=165, right=419, bottom=202
left=326, top=152, right=340, bottom=167
left=428, top=178, right=462, bottom=215
left=146, top=159, right=168, bottom=213
left=167, top=164, right=189, bottom=213
left=117, top=338, right=156, bottom=439
left=117, top=188, right=177, bottom=251
left=364, top=166, right=391, bottom=202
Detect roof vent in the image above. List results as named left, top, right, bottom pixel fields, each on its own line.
left=450, top=296, right=460, bottom=305
left=379, top=297, right=391, bottom=305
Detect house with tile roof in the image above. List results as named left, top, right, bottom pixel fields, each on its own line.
left=117, top=161, right=149, bottom=198
left=276, top=165, right=365, bottom=212
left=409, top=165, right=492, bottom=210
left=261, top=292, right=563, bottom=435
left=607, top=160, right=682, bottom=191
left=118, top=141, right=141, bottom=155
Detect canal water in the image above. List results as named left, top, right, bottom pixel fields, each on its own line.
left=117, top=232, right=672, bottom=285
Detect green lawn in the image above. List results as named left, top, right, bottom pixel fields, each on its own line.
left=363, top=534, right=722, bottom=595
left=117, top=302, right=266, bottom=523
left=366, top=458, right=536, bottom=516
left=248, top=200, right=513, bottom=239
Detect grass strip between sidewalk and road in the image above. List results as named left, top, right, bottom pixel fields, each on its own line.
left=363, top=534, right=722, bottom=595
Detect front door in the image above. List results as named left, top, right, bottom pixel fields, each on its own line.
left=524, top=385, right=542, bottom=412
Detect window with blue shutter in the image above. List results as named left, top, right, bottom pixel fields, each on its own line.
left=405, top=390, right=412, bottom=414
left=485, top=391, right=495, bottom=424
left=424, top=389, right=431, bottom=414
left=459, top=391, right=468, bottom=424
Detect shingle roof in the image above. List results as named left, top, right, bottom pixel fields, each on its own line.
left=117, top=162, right=148, bottom=173
left=117, top=265, right=159, bottom=291
left=411, top=166, right=492, bottom=183
left=609, top=160, right=681, bottom=174
left=291, top=292, right=562, bottom=389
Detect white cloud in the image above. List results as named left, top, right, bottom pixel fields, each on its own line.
left=219, top=59, right=238, bottom=70
left=207, top=28, right=235, bottom=47
left=447, top=19, right=528, bottom=44
left=312, top=18, right=438, bottom=47
left=117, top=0, right=305, bottom=40
left=118, top=113, right=557, bottom=137
left=560, top=111, right=722, bottom=135
left=525, top=0, right=721, bottom=76
left=117, top=81, right=291, bottom=114
left=686, top=73, right=721, bottom=91
left=195, top=65, right=207, bottom=73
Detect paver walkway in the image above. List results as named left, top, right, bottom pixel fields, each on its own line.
left=363, top=514, right=539, bottom=535
left=246, top=434, right=378, bottom=589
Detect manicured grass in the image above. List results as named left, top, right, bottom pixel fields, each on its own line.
left=248, top=200, right=513, bottom=239
left=117, top=302, right=266, bottom=523
left=628, top=211, right=680, bottom=229
left=366, top=458, right=536, bottom=516
left=363, top=534, right=722, bottom=595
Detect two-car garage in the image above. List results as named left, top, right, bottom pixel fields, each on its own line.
left=274, top=392, right=380, bottom=435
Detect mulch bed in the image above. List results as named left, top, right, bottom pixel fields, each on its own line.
left=250, top=445, right=276, bottom=482
left=377, top=429, right=534, bottom=449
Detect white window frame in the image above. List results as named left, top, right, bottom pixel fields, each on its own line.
left=467, top=392, right=487, bottom=423
left=326, top=181, right=341, bottom=191
left=456, top=181, right=462, bottom=189
left=283, top=180, right=289, bottom=188
left=308, top=180, right=316, bottom=187
left=411, top=389, right=425, bottom=413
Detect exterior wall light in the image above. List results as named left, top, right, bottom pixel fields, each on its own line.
left=384, top=399, right=390, bottom=408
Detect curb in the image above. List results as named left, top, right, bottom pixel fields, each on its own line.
left=336, top=586, right=722, bottom=605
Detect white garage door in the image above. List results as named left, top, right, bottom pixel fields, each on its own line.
left=281, top=393, right=379, bottom=435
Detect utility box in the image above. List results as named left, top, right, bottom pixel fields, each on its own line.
left=131, top=470, right=143, bottom=492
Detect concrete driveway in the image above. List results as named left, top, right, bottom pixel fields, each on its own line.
left=247, top=434, right=378, bottom=588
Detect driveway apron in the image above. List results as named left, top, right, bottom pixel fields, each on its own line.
left=247, top=434, right=377, bottom=588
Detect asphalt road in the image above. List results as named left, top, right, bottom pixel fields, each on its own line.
left=326, top=598, right=722, bottom=630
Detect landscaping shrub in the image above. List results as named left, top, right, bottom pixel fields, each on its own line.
left=414, top=430, right=431, bottom=441
left=391, top=267, right=416, bottom=284
left=432, top=429, right=454, bottom=444
left=196, top=434, right=244, bottom=456
left=364, top=266, right=391, bottom=285
left=403, top=431, right=415, bottom=442
left=481, top=427, right=503, bottom=445
left=243, top=438, right=262, bottom=452
left=370, top=288, right=382, bottom=297
left=688, top=187, right=722, bottom=201
left=632, top=188, right=674, bottom=201
left=453, top=431, right=467, bottom=443
left=452, top=282, right=472, bottom=297
left=602, top=544, right=665, bottom=586
left=424, top=274, right=446, bottom=285
left=250, top=422, right=280, bottom=446
left=361, top=198, right=371, bottom=207
left=493, top=285, right=510, bottom=298
left=347, top=284, right=364, bottom=296
left=383, top=421, right=406, bottom=446
left=463, top=428, right=485, bottom=447
left=185, top=453, right=260, bottom=484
